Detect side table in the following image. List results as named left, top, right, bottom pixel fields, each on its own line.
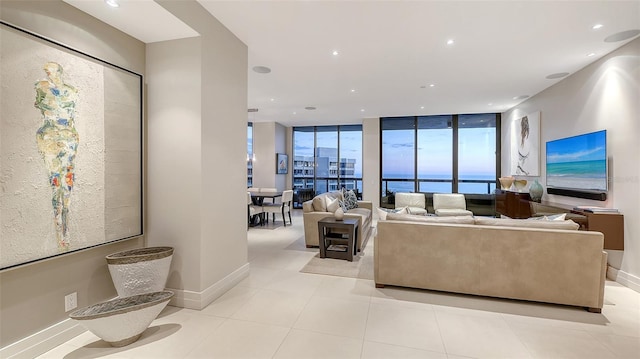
left=317, top=217, right=359, bottom=261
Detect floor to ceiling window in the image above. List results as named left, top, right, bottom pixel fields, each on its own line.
left=381, top=114, right=500, bottom=207
left=293, top=125, right=363, bottom=196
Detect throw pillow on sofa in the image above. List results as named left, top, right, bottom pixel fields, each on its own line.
left=326, top=197, right=340, bottom=213
left=376, top=206, right=408, bottom=220
left=312, top=196, right=326, bottom=212
left=528, top=213, right=567, bottom=221
left=341, top=189, right=359, bottom=211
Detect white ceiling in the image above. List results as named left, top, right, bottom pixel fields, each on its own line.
left=65, top=1, right=640, bottom=127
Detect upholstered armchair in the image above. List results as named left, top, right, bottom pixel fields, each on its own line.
left=395, top=192, right=428, bottom=215
left=433, top=193, right=473, bottom=216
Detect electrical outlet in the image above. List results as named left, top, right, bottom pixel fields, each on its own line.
left=65, top=292, right=77, bottom=312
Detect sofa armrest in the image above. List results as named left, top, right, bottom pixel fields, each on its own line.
left=302, top=200, right=315, bottom=212
left=303, top=211, right=334, bottom=247
left=357, top=201, right=372, bottom=211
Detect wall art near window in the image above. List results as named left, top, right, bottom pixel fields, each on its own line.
left=277, top=153, right=288, bottom=174
left=0, top=22, right=143, bottom=270
left=511, top=111, right=540, bottom=176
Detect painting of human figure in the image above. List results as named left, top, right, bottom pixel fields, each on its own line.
left=34, top=62, right=79, bottom=250
left=1, top=23, right=142, bottom=269
left=512, top=111, right=540, bottom=176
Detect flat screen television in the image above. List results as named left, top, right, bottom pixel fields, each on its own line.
left=546, top=130, right=607, bottom=192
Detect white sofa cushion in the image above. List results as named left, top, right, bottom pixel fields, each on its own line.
left=474, top=217, right=580, bottom=230
left=386, top=213, right=475, bottom=224
left=435, top=208, right=474, bottom=217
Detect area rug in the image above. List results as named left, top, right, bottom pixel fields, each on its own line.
left=299, top=231, right=375, bottom=280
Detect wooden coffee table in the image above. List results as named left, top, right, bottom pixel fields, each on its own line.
left=317, top=217, right=359, bottom=261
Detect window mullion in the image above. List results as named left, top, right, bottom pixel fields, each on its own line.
left=452, top=115, right=458, bottom=193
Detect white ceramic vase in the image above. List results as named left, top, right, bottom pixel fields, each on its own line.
left=69, top=291, right=173, bottom=347
left=334, top=207, right=345, bottom=221
left=106, top=247, right=174, bottom=298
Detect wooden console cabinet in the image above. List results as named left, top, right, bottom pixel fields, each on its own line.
left=495, top=193, right=625, bottom=250
left=495, top=189, right=532, bottom=219
left=570, top=208, right=624, bottom=250
left=535, top=201, right=624, bottom=250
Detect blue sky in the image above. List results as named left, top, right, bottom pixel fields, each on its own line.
left=546, top=130, right=606, bottom=164
left=383, top=128, right=496, bottom=177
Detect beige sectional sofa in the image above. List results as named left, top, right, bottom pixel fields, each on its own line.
left=302, top=191, right=373, bottom=250
left=375, top=214, right=607, bottom=312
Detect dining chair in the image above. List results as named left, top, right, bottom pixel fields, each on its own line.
left=247, top=191, right=264, bottom=226
left=263, top=189, right=293, bottom=226
left=260, top=187, right=278, bottom=204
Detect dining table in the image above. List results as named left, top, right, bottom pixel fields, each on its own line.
left=249, top=191, right=282, bottom=226
left=250, top=190, right=282, bottom=206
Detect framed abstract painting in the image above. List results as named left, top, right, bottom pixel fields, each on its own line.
left=0, top=22, right=143, bottom=270
left=276, top=153, right=288, bottom=174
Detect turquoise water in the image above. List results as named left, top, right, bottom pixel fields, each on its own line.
left=547, top=160, right=606, bottom=178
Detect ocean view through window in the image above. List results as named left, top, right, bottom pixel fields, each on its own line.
left=381, top=114, right=500, bottom=207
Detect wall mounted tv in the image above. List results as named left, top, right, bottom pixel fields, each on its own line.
left=545, top=130, right=607, bottom=200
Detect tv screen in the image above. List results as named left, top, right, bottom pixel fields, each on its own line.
left=546, top=130, right=607, bottom=192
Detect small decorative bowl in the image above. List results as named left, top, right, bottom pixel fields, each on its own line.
left=498, top=177, right=515, bottom=190
left=69, top=291, right=173, bottom=347
left=513, top=179, right=528, bottom=191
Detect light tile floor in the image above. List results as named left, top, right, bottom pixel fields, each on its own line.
left=39, top=210, right=640, bottom=358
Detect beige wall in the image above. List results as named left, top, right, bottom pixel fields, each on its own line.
left=0, top=0, right=145, bottom=348
left=149, top=1, right=249, bottom=305
left=502, top=38, right=640, bottom=290
left=252, top=122, right=288, bottom=191
left=146, top=37, right=203, bottom=292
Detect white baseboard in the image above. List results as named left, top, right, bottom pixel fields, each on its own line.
left=616, top=269, right=640, bottom=293
left=0, top=318, right=86, bottom=359
left=167, top=263, right=250, bottom=310
left=0, top=263, right=250, bottom=357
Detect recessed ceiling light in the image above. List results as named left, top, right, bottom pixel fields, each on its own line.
left=350, top=89, right=356, bottom=93
left=513, top=95, right=530, bottom=100
left=587, top=52, right=596, bottom=57
left=429, top=84, right=435, bottom=87
left=546, top=72, right=570, bottom=79
left=305, top=106, right=316, bottom=110
left=332, top=50, right=339, bottom=56
left=270, top=98, right=275, bottom=102
left=360, top=109, right=365, bottom=112
left=293, top=112, right=297, bottom=115
left=488, top=103, right=493, bottom=106
left=252, top=66, right=271, bottom=74
left=604, top=29, right=640, bottom=43
left=105, top=0, right=119, bottom=8
left=592, top=24, right=603, bottom=30
left=446, top=39, right=454, bottom=45
left=420, top=106, right=425, bottom=109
